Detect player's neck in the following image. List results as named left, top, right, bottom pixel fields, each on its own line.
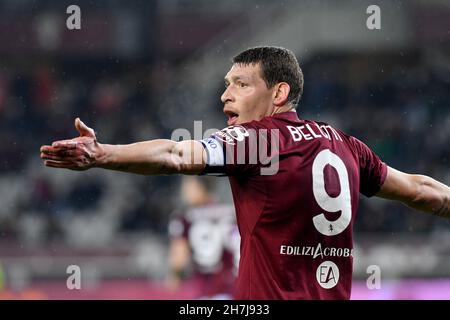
left=270, top=104, right=296, bottom=116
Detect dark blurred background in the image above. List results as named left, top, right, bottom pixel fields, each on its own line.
left=0, top=0, right=449, bottom=299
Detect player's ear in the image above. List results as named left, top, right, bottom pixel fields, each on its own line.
left=273, top=82, right=290, bottom=106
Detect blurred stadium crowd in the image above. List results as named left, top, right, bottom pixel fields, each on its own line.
left=0, top=0, right=449, bottom=298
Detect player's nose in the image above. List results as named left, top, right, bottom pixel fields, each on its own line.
left=221, top=87, right=234, bottom=104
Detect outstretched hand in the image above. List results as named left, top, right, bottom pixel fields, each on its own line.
left=40, top=118, right=102, bottom=170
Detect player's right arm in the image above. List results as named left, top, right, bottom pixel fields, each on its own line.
left=40, top=118, right=206, bottom=175
left=376, top=166, right=450, bottom=218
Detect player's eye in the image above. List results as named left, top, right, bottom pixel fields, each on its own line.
left=238, top=81, right=247, bottom=88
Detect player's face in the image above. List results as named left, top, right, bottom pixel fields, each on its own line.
left=221, top=63, right=275, bottom=126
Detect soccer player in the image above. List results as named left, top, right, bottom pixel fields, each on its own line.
left=167, top=176, right=239, bottom=299
left=40, top=46, right=450, bottom=299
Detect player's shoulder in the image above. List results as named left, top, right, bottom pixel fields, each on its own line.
left=248, top=112, right=338, bottom=131
left=310, top=119, right=354, bottom=141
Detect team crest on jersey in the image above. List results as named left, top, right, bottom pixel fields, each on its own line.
left=213, top=126, right=249, bottom=145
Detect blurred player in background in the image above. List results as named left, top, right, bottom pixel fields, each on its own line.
left=40, top=46, right=450, bottom=300
left=167, top=176, right=239, bottom=299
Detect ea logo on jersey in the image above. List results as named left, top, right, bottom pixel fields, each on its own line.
left=316, top=261, right=339, bottom=289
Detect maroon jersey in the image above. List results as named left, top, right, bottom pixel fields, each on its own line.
left=200, top=111, right=387, bottom=300
left=168, top=203, right=240, bottom=298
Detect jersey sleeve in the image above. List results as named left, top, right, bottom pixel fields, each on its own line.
left=349, top=137, right=388, bottom=197
left=199, top=122, right=276, bottom=176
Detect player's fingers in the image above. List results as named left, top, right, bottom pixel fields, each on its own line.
left=75, top=118, right=96, bottom=138
left=41, top=153, right=62, bottom=161
left=40, top=147, right=60, bottom=155
left=44, top=160, right=78, bottom=169
left=41, top=145, right=70, bottom=152
left=41, top=145, right=57, bottom=154
left=41, top=152, right=78, bottom=161
left=41, top=147, right=78, bottom=157
left=41, top=146, right=77, bottom=157
left=51, top=140, right=78, bottom=149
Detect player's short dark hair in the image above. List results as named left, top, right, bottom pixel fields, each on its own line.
left=233, top=46, right=304, bottom=107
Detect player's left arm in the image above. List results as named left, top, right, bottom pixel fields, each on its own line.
left=376, top=166, right=450, bottom=218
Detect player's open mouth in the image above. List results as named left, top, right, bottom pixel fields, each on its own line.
left=225, top=111, right=239, bottom=126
